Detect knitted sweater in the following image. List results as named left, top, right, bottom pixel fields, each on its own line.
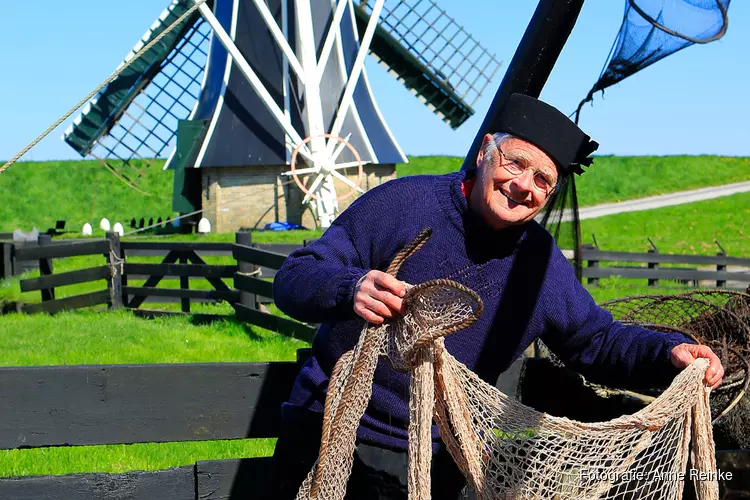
left=272, top=169, right=693, bottom=453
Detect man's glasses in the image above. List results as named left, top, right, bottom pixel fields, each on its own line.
left=495, top=144, right=557, bottom=197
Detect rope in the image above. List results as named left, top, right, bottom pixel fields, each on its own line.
left=108, top=250, right=125, bottom=277
left=0, top=0, right=208, bottom=175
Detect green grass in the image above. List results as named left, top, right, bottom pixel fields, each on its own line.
left=2, top=156, right=749, bottom=234
left=576, top=191, right=750, bottom=255
left=0, top=159, right=174, bottom=234
left=0, top=309, right=309, bottom=477
left=0, top=439, right=276, bottom=478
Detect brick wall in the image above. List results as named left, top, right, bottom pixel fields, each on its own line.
left=201, top=164, right=397, bottom=232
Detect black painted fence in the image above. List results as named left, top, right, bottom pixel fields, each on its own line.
left=1, top=352, right=750, bottom=498
left=0, top=349, right=310, bottom=500
left=0, top=232, right=318, bottom=340
left=582, top=245, right=750, bottom=289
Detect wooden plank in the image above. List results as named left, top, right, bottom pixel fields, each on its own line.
left=121, top=241, right=234, bottom=252
left=0, top=466, right=194, bottom=500
left=14, top=240, right=109, bottom=261
left=581, top=249, right=750, bottom=267
left=20, top=266, right=111, bottom=293
left=186, top=251, right=231, bottom=292
left=234, top=303, right=316, bottom=341
left=0, top=243, right=13, bottom=280
left=126, top=296, right=233, bottom=305
left=107, top=232, right=124, bottom=309
left=0, top=361, right=301, bottom=449
left=37, top=234, right=54, bottom=302
left=178, top=253, right=190, bottom=313
left=122, top=248, right=234, bottom=257
left=123, top=287, right=239, bottom=301
left=127, top=251, right=180, bottom=309
left=21, top=290, right=111, bottom=315
left=196, top=457, right=274, bottom=499
left=234, top=273, right=274, bottom=299
left=232, top=244, right=288, bottom=270
left=582, top=267, right=750, bottom=282
left=124, top=263, right=237, bottom=278
left=236, top=232, right=258, bottom=310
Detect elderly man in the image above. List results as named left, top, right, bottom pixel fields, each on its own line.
left=269, top=93, right=724, bottom=499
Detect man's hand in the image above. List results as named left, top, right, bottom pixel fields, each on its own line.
left=353, top=270, right=406, bottom=324
left=670, top=343, right=724, bottom=389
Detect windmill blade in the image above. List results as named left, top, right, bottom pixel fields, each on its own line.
left=62, top=0, right=211, bottom=189
left=354, top=0, right=502, bottom=129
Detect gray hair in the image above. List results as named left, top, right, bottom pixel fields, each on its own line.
left=489, top=132, right=564, bottom=190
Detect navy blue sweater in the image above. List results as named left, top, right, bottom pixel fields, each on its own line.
left=272, top=170, right=692, bottom=452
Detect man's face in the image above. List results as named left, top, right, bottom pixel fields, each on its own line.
left=470, top=133, right=559, bottom=230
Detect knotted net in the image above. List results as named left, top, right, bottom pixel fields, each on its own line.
left=295, top=230, right=719, bottom=499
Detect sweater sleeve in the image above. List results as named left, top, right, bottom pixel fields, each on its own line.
left=538, top=250, right=696, bottom=390
left=272, top=221, right=370, bottom=324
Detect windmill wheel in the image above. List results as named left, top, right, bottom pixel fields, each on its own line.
left=289, top=134, right=365, bottom=203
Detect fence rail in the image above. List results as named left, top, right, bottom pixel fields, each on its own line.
left=0, top=232, right=318, bottom=340
left=581, top=245, right=750, bottom=289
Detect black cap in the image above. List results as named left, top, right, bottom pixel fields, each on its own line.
left=490, top=93, right=599, bottom=175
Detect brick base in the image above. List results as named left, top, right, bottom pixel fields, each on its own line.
left=200, top=164, right=396, bottom=232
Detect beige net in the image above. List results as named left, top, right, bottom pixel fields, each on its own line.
left=295, top=230, right=719, bottom=499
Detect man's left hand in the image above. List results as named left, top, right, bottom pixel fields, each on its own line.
left=670, top=343, right=724, bottom=389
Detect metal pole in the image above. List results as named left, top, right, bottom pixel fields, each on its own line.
left=461, top=0, right=586, bottom=171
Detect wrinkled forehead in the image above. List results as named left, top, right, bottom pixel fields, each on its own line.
left=494, top=134, right=560, bottom=179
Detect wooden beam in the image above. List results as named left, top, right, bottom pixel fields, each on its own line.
left=196, top=457, right=275, bottom=499
left=582, top=267, right=750, bottom=282
left=0, top=361, right=301, bottom=449
left=14, top=240, right=109, bottom=261
left=581, top=249, right=750, bottom=267
left=234, top=273, right=274, bottom=299
left=234, top=303, right=316, bottom=341
left=124, top=263, right=237, bottom=279
left=21, top=290, right=111, bottom=315
left=123, top=287, right=239, bottom=302
left=20, top=266, right=111, bottom=293
left=120, top=242, right=234, bottom=252
left=0, top=466, right=195, bottom=500
left=232, top=244, right=288, bottom=270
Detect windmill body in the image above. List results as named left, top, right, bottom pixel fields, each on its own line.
left=63, top=0, right=500, bottom=231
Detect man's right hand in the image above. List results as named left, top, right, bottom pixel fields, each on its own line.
left=353, top=270, right=406, bottom=324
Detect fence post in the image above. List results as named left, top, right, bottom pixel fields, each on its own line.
left=647, top=249, right=659, bottom=287
left=582, top=243, right=599, bottom=287
left=0, top=243, right=12, bottom=281
left=179, top=252, right=190, bottom=313
left=236, top=231, right=258, bottom=310
left=106, top=232, right=124, bottom=309
left=715, top=240, right=727, bottom=288
left=37, top=234, right=55, bottom=302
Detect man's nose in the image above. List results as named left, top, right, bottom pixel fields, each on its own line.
left=512, top=168, right=534, bottom=192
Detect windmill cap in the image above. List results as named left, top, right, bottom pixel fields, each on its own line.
left=489, top=93, right=599, bottom=175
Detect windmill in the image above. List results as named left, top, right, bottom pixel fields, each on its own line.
left=62, top=0, right=501, bottom=231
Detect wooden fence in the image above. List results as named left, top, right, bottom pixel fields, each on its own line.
left=0, top=232, right=318, bottom=340
left=0, top=352, right=748, bottom=498
left=581, top=245, right=750, bottom=289
left=0, top=349, right=310, bottom=499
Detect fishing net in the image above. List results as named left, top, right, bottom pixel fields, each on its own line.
left=295, top=230, right=719, bottom=499
left=600, top=290, right=750, bottom=449
left=574, top=0, right=730, bottom=122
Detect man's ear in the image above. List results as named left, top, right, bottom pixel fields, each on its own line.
left=476, top=134, right=494, bottom=168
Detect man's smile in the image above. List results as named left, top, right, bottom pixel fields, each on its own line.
left=497, top=187, right=530, bottom=207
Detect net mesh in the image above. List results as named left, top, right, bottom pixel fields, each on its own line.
left=600, top=290, right=750, bottom=449
left=294, top=231, right=720, bottom=500
left=575, top=0, right=730, bottom=122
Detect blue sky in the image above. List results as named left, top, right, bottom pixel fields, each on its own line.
left=1, top=0, right=748, bottom=162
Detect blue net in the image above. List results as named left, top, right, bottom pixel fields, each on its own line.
left=574, top=0, right=730, bottom=122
